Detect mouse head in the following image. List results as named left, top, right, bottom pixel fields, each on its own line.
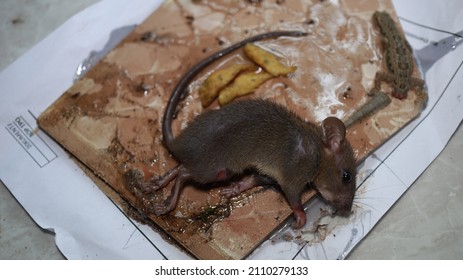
left=314, top=117, right=357, bottom=216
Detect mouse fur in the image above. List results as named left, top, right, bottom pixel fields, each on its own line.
left=135, top=99, right=356, bottom=229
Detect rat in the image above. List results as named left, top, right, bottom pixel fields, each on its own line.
left=130, top=31, right=357, bottom=229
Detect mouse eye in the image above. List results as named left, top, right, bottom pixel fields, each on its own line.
left=342, top=171, right=352, bottom=184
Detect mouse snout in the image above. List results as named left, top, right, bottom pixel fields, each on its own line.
left=316, top=186, right=354, bottom=217
left=335, top=203, right=353, bottom=217
left=331, top=194, right=354, bottom=217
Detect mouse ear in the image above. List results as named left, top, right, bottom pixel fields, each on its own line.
left=321, top=117, right=346, bottom=153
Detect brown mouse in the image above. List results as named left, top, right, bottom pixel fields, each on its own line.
left=130, top=31, right=357, bottom=229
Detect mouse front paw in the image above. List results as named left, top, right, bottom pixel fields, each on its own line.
left=291, top=216, right=306, bottom=229
left=291, top=205, right=307, bottom=229
left=220, top=175, right=261, bottom=198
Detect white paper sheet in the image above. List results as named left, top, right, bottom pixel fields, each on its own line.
left=0, top=0, right=462, bottom=259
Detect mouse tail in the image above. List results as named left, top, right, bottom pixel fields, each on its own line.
left=162, top=30, right=308, bottom=150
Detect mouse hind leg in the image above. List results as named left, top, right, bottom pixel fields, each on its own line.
left=138, top=165, right=182, bottom=193
left=153, top=165, right=192, bottom=216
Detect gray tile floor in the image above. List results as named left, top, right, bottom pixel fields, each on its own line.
left=1, top=0, right=462, bottom=259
